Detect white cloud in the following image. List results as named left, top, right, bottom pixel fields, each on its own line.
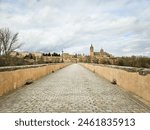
left=0, top=0, right=150, bottom=56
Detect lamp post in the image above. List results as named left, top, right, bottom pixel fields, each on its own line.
left=62, top=50, right=64, bottom=63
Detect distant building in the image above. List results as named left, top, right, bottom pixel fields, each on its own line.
left=9, top=51, right=19, bottom=57
left=32, top=52, right=42, bottom=58
left=63, top=53, right=73, bottom=62
left=19, top=51, right=30, bottom=58
left=90, top=44, right=112, bottom=58
left=10, top=51, right=29, bottom=58
left=90, top=44, right=116, bottom=64
left=31, top=52, right=43, bottom=62
left=42, top=56, right=61, bottom=63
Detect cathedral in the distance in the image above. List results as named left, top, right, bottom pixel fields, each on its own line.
left=90, top=44, right=115, bottom=64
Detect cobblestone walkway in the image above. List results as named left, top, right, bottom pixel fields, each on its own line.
left=0, top=64, right=149, bottom=112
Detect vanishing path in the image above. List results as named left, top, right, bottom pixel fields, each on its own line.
left=0, top=64, right=149, bottom=112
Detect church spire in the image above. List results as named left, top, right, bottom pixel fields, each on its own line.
left=100, top=48, right=104, bottom=53
left=90, top=44, right=94, bottom=58
left=90, top=44, right=93, bottom=48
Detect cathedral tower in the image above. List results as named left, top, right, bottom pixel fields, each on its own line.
left=90, top=44, right=94, bottom=58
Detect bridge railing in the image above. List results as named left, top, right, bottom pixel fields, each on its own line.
left=0, top=63, right=70, bottom=96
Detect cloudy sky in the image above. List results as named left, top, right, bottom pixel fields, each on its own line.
left=0, top=0, right=150, bottom=56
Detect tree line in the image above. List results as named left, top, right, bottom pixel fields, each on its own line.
left=86, top=56, right=150, bottom=68
left=43, top=52, right=60, bottom=56
left=115, top=56, right=150, bottom=68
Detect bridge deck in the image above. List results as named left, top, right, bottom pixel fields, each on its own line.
left=0, top=64, right=149, bottom=112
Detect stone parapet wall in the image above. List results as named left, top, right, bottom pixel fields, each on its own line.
left=81, top=63, right=150, bottom=102
left=0, top=63, right=70, bottom=96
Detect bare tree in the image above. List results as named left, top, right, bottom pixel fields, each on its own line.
left=0, top=39, right=2, bottom=55
left=0, top=28, right=22, bottom=55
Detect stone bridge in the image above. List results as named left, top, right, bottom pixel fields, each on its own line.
left=0, top=64, right=150, bottom=112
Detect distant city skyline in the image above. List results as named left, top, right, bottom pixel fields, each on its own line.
left=0, top=0, right=150, bottom=56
